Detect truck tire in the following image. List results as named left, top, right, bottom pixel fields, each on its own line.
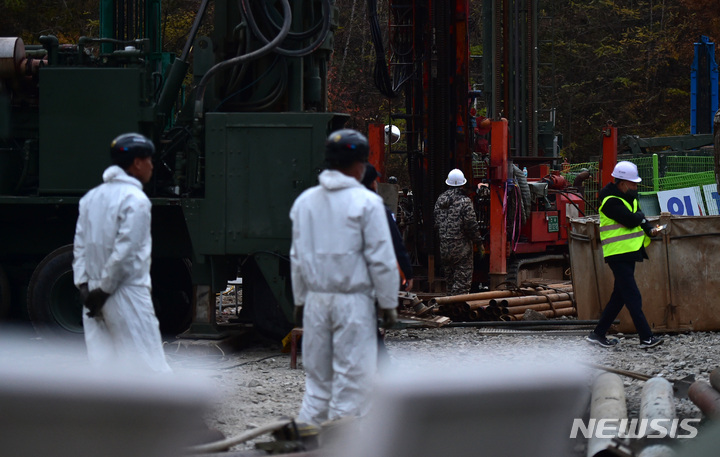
left=27, top=246, right=194, bottom=339
left=26, top=245, right=84, bottom=338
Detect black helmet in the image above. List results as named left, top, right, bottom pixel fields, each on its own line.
left=325, top=129, right=369, bottom=166
left=110, top=133, right=155, bottom=170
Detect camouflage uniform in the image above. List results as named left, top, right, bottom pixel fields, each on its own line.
left=434, top=187, right=483, bottom=295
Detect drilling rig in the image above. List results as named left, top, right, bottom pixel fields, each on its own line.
left=0, top=0, right=341, bottom=339
left=369, top=0, right=582, bottom=290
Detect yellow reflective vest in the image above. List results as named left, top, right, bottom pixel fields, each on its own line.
left=598, top=195, right=651, bottom=258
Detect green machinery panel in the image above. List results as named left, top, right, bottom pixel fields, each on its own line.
left=182, top=112, right=346, bottom=257
left=39, top=68, right=144, bottom=194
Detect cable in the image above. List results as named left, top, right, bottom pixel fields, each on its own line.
left=367, top=0, right=411, bottom=98
left=219, top=354, right=284, bottom=370
left=261, top=0, right=324, bottom=40
left=551, top=189, right=592, bottom=216
left=240, top=0, right=331, bottom=57
left=194, top=0, right=291, bottom=118
left=214, top=54, right=285, bottom=111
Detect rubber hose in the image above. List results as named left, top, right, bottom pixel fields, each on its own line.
left=513, top=165, right=530, bottom=223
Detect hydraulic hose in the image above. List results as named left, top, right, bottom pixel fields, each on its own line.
left=240, top=0, right=331, bottom=57
left=194, top=0, right=291, bottom=119
left=512, top=164, right=530, bottom=223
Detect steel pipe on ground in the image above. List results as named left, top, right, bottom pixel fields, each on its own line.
left=688, top=380, right=720, bottom=419
left=430, top=286, right=573, bottom=307
left=640, top=377, right=676, bottom=438
left=430, top=290, right=523, bottom=306
left=468, top=308, right=492, bottom=321
left=495, top=292, right=573, bottom=307
left=538, top=282, right=573, bottom=289
left=505, top=300, right=575, bottom=315
left=709, top=367, right=720, bottom=393
left=462, top=299, right=493, bottom=312
left=505, top=306, right=576, bottom=319
left=587, top=373, right=628, bottom=457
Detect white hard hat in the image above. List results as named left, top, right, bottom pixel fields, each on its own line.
left=611, top=161, right=641, bottom=183
left=384, top=124, right=401, bottom=145
left=445, top=168, right=467, bottom=186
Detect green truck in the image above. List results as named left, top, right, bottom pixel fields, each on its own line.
left=0, top=0, right=344, bottom=340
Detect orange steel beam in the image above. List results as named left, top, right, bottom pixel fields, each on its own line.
left=367, top=123, right=386, bottom=179
left=601, top=123, right=618, bottom=188
left=489, top=118, right=508, bottom=289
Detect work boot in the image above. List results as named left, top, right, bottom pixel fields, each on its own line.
left=586, top=331, right=619, bottom=348
left=638, top=336, right=664, bottom=349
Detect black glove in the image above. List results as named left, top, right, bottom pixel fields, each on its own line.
left=379, top=308, right=397, bottom=329
left=294, top=305, right=304, bottom=328
left=78, top=283, right=89, bottom=304
left=85, top=289, right=111, bottom=318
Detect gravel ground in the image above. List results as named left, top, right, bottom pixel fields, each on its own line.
left=172, top=322, right=720, bottom=455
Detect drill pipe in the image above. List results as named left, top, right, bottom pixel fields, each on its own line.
left=639, top=377, right=676, bottom=439
left=462, top=299, right=493, bottom=312
left=468, top=308, right=492, bottom=321
left=430, top=290, right=524, bottom=306
left=504, top=300, right=574, bottom=315
left=688, top=380, right=720, bottom=419
left=429, top=285, right=573, bottom=307
left=503, top=307, right=576, bottom=319
left=493, top=292, right=573, bottom=307
left=709, top=367, right=720, bottom=393
left=587, top=373, right=628, bottom=457
left=538, top=282, right=573, bottom=289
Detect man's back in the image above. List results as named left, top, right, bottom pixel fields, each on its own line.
left=290, top=169, right=397, bottom=304
left=434, top=188, right=478, bottom=241
left=74, top=165, right=152, bottom=293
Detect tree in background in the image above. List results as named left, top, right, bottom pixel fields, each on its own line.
left=546, top=0, right=719, bottom=161
left=3, top=0, right=720, bottom=165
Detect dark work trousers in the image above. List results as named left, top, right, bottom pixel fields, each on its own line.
left=594, top=260, right=653, bottom=340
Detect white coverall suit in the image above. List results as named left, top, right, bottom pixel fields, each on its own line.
left=73, top=165, right=171, bottom=373
left=290, top=169, right=398, bottom=425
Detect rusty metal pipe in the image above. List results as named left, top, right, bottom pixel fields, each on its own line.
left=536, top=287, right=573, bottom=296
left=430, top=290, right=523, bottom=306
left=468, top=306, right=492, bottom=320
left=709, top=367, right=720, bottom=393
left=521, top=307, right=576, bottom=318
left=688, top=380, right=720, bottom=419
left=500, top=292, right=573, bottom=307
left=428, top=285, right=573, bottom=306
left=445, top=319, right=612, bottom=328
left=540, top=282, right=574, bottom=289
left=468, top=309, right=493, bottom=321
left=463, top=299, right=493, bottom=312
left=506, top=300, right=574, bottom=315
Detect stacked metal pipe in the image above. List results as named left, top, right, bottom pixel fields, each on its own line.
left=428, top=283, right=575, bottom=322
left=688, top=366, right=720, bottom=419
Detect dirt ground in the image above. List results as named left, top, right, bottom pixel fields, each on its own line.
left=168, top=303, right=720, bottom=455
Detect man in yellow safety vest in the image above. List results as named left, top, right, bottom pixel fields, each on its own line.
left=586, top=161, right=664, bottom=349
